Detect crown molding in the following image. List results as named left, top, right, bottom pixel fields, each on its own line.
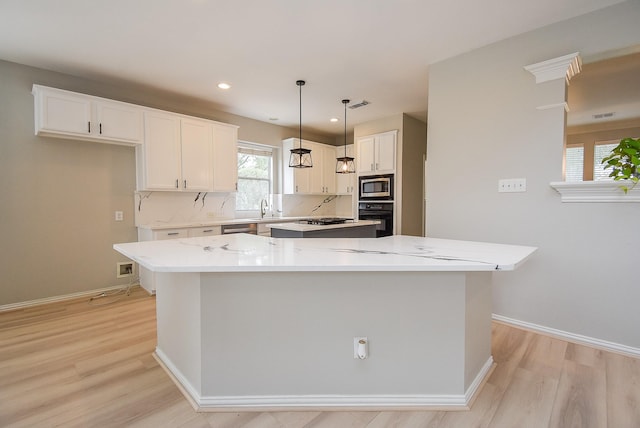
left=524, top=52, right=582, bottom=84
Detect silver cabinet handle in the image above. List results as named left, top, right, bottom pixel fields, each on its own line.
left=183, top=180, right=187, bottom=189
left=175, top=179, right=179, bottom=188
left=203, top=229, right=213, bottom=233
left=99, top=123, right=102, bottom=134
left=88, top=121, right=91, bottom=133
left=167, top=232, right=179, bottom=236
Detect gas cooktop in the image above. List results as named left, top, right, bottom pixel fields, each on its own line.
left=299, top=218, right=351, bottom=225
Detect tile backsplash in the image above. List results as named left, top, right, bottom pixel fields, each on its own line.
left=135, top=191, right=236, bottom=226
left=135, top=192, right=354, bottom=226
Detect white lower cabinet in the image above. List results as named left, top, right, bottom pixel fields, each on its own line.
left=188, top=226, right=222, bottom=237
left=137, top=225, right=222, bottom=293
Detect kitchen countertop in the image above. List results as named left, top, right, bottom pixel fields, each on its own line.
left=136, top=216, right=334, bottom=230
left=114, top=234, right=537, bottom=273
left=267, top=219, right=379, bottom=232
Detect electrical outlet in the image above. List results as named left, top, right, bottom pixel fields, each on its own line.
left=115, top=211, right=124, bottom=221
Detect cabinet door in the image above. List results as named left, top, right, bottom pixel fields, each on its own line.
left=181, top=118, right=213, bottom=191
left=322, top=145, right=336, bottom=194
left=38, top=88, right=92, bottom=136
left=307, top=143, right=324, bottom=194
left=282, top=138, right=311, bottom=194
left=375, top=132, right=396, bottom=172
left=357, top=136, right=376, bottom=174
left=95, top=100, right=143, bottom=143
left=212, top=124, right=238, bottom=192
left=336, top=145, right=355, bottom=194
left=142, top=111, right=182, bottom=190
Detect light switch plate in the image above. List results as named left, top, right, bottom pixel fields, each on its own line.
left=498, top=178, right=526, bottom=193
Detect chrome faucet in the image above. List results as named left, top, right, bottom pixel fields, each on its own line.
left=260, top=198, right=268, bottom=219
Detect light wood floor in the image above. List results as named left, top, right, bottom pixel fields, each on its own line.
left=1, top=288, right=639, bottom=428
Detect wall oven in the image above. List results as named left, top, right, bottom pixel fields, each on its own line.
left=359, top=174, right=393, bottom=200
left=358, top=202, right=394, bottom=237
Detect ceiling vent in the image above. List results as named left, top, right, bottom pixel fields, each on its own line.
left=349, top=100, right=370, bottom=109
left=593, top=112, right=615, bottom=119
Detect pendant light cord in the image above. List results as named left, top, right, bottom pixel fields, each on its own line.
left=297, top=80, right=305, bottom=149
left=342, top=99, right=350, bottom=156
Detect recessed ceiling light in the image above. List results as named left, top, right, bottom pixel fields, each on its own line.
left=217, top=82, right=231, bottom=90
left=330, top=117, right=339, bottom=123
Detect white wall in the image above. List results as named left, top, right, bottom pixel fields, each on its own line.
left=426, top=1, right=640, bottom=349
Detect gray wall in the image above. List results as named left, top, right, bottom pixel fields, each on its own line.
left=0, top=59, right=333, bottom=306
left=426, top=1, right=640, bottom=348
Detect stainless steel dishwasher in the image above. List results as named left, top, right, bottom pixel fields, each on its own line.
left=221, top=223, right=258, bottom=235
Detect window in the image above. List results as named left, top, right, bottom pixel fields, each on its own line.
left=236, top=143, right=273, bottom=213
left=564, top=140, right=618, bottom=181
left=593, top=142, right=618, bottom=181
left=565, top=144, right=584, bottom=182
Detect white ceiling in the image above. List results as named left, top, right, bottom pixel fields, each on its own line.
left=0, top=0, right=627, bottom=137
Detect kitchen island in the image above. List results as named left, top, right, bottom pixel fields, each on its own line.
left=114, top=234, right=535, bottom=411
left=268, top=219, right=379, bottom=238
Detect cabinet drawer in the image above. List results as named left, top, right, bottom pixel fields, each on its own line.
left=152, top=229, right=188, bottom=240
left=188, top=226, right=222, bottom=237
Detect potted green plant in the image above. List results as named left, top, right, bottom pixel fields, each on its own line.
left=601, top=137, right=640, bottom=193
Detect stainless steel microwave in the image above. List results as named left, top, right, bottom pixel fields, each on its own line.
left=359, top=174, right=394, bottom=200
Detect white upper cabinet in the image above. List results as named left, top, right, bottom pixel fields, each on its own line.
left=357, top=130, right=397, bottom=174
left=321, top=144, right=336, bottom=194
left=282, top=139, right=337, bottom=195
left=138, top=111, right=182, bottom=191
left=212, top=123, right=239, bottom=192
left=335, top=144, right=355, bottom=194
left=180, top=117, right=213, bottom=192
left=137, top=111, right=238, bottom=192
left=138, top=112, right=212, bottom=192
left=32, top=85, right=143, bottom=145
left=282, top=138, right=312, bottom=194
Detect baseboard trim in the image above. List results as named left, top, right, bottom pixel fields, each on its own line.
left=154, top=348, right=493, bottom=412
left=0, top=283, right=140, bottom=313
left=492, top=314, right=640, bottom=359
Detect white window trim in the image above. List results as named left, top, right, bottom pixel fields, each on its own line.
left=550, top=181, right=640, bottom=202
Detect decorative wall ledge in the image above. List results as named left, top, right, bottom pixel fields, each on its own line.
left=550, top=180, right=640, bottom=202
left=524, top=52, right=582, bottom=84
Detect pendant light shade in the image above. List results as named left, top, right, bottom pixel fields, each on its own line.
left=336, top=99, right=356, bottom=174
left=289, top=80, right=313, bottom=168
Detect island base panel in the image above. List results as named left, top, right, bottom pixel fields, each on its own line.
left=154, top=270, right=493, bottom=410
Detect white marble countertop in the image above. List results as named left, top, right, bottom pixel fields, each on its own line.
left=114, top=234, right=536, bottom=273
left=267, top=219, right=379, bottom=232
left=137, top=216, right=338, bottom=230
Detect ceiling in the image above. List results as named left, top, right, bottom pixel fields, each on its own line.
left=0, top=0, right=627, bottom=137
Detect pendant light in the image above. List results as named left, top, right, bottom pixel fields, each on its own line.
left=336, top=99, right=356, bottom=174
left=289, top=80, right=313, bottom=168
